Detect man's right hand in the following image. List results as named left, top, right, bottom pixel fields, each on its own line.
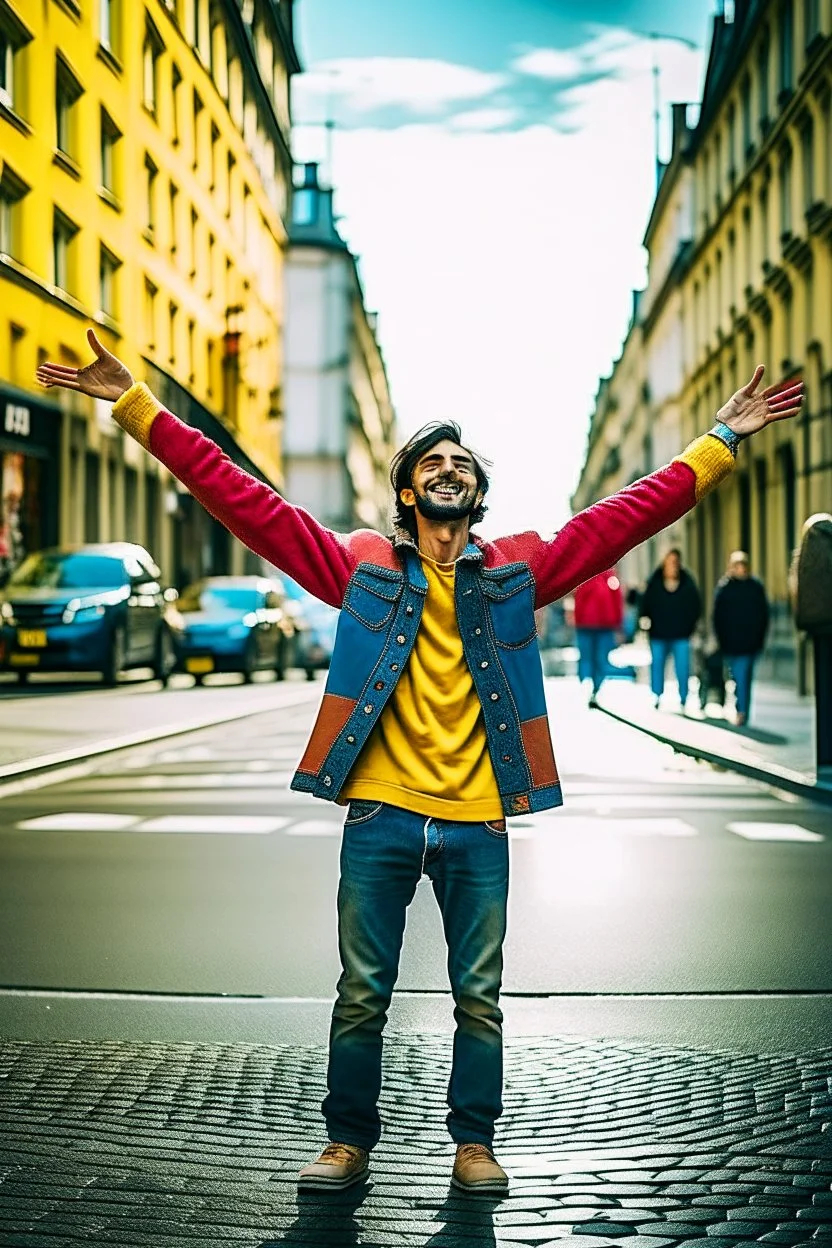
left=36, top=327, right=134, bottom=402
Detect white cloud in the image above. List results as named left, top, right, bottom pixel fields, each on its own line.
left=511, top=47, right=585, bottom=80
left=447, top=107, right=517, bottom=131
left=292, top=33, right=706, bottom=536
left=294, top=57, right=505, bottom=122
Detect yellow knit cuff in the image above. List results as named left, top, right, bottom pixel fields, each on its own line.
left=111, top=382, right=164, bottom=450
left=674, top=433, right=735, bottom=502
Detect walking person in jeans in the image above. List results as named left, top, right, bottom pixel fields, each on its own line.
left=713, top=550, right=769, bottom=726
left=641, top=549, right=702, bottom=711
left=573, top=568, right=624, bottom=708
left=37, top=331, right=803, bottom=1195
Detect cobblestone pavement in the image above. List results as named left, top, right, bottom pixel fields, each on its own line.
left=1, top=1034, right=831, bottom=1247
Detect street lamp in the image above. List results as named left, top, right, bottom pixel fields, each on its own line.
left=641, top=31, right=701, bottom=188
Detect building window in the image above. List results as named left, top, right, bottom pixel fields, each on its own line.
left=757, top=31, right=770, bottom=129
left=209, top=121, right=219, bottom=190
left=0, top=165, right=28, bottom=260
left=742, top=204, right=752, bottom=288
left=206, top=337, right=214, bottom=398
left=99, top=0, right=120, bottom=55
left=168, top=300, right=178, bottom=365
left=143, top=22, right=164, bottom=115
left=801, top=117, right=814, bottom=209
left=171, top=63, right=182, bottom=146
left=187, top=318, right=195, bottom=384
left=52, top=207, right=79, bottom=293
left=740, top=75, right=752, bottom=158
left=144, top=154, right=157, bottom=238
left=207, top=231, right=215, bottom=297
left=804, top=0, right=820, bottom=44
left=55, top=56, right=83, bottom=161
left=726, top=105, right=736, bottom=184
left=144, top=277, right=157, bottom=349
left=778, top=0, right=794, bottom=97
left=168, top=181, right=178, bottom=256
left=226, top=150, right=235, bottom=218
left=190, top=205, right=198, bottom=277
left=99, top=244, right=121, bottom=318
left=759, top=184, right=769, bottom=263
left=99, top=108, right=121, bottom=195
left=0, top=5, right=31, bottom=116
left=192, top=89, right=203, bottom=170
left=779, top=144, right=793, bottom=237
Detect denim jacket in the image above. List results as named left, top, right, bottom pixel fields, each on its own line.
left=109, top=382, right=736, bottom=816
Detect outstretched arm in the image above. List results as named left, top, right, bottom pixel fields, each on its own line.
left=37, top=329, right=358, bottom=607
left=491, top=367, right=803, bottom=609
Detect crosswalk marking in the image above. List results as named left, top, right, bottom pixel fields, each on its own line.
left=726, top=822, right=825, bottom=842
left=136, top=816, right=290, bottom=834
left=16, top=813, right=141, bottom=831
left=284, top=820, right=342, bottom=836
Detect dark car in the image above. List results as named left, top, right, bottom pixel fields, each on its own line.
left=0, top=544, right=178, bottom=686
left=173, top=576, right=295, bottom=685
left=280, top=575, right=339, bottom=680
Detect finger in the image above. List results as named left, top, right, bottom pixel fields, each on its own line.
left=763, top=378, right=803, bottom=400
left=87, top=326, right=107, bottom=358
left=742, top=364, right=765, bottom=396
left=767, top=404, right=803, bottom=422
left=36, top=365, right=80, bottom=379
left=37, top=377, right=83, bottom=391
left=769, top=390, right=804, bottom=409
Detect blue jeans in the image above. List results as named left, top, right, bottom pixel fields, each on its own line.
left=576, top=627, right=616, bottom=694
left=650, top=637, right=691, bottom=702
left=324, top=800, right=509, bottom=1151
left=724, top=652, right=755, bottom=717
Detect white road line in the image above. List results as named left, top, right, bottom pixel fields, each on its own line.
left=510, top=817, right=698, bottom=837
left=726, top=822, right=825, bottom=842
left=134, top=815, right=290, bottom=834
left=16, top=812, right=142, bottom=831
left=284, top=820, right=342, bottom=836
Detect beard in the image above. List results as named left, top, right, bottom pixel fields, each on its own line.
left=413, top=487, right=478, bottom=523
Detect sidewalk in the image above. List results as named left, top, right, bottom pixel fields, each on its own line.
left=1, top=1027, right=831, bottom=1247
left=597, top=675, right=832, bottom=806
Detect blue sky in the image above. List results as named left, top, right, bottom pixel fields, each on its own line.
left=291, top=0, right=718, bottom=533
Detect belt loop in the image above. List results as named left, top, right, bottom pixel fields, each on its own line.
left=421, top=817, right=430, bottom=876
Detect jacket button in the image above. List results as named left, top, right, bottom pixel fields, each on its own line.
left=490, top=692, right=499, bottom=701
left=364, top=704, right=374, bottom=714
left=323, top=775, right=332, bottom=786
left=374, top=681, right=384, bottom=690
left=502, top=755, right=511, bottom=763
left=396, top=634, right=406, bottom=644
left=480, top=661, right=489, bottom=669
left=405, top=605, right=414, bottom=615
left=346, top=735, right=356, bottom=744
left=498, top=723, right=507, bottom=731
left=390, top=663, right=399, bottom=671
left=474, top=628, right=482, bottom=635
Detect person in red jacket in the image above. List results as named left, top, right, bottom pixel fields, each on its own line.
left=573, top=568, right=624, bottom=707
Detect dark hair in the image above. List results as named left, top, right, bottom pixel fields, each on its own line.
left=389, top=421, right=491, bottom=539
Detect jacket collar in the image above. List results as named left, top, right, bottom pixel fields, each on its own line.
left=391, top=526, right=484, bottom=565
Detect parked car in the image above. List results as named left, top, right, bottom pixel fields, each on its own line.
left=173, top=576, right=296, bottom=684
left=279, top=575, right=339, bottom=680
left=0, top=544, right=179, bottom=685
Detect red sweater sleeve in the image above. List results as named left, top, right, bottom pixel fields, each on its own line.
left=112, top=385, right=358, bottom=606
left=491, top=432, right=735, bottom=610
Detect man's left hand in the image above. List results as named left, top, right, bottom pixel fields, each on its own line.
left=717, top=365, right=804, bottom=438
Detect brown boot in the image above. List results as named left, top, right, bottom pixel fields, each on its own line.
left=451, top=1143, right=509, bottom=1195
left=298, top=1142, right=369, bottom=1190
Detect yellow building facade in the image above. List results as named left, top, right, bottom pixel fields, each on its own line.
left=573, top=0, right=832, bottom=687
left=0, top=0, right=298, bottom=586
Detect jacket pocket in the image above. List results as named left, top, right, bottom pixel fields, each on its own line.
left=342, top=567, right=402, bottom=631
left=480, top=564, right=537, bottom=648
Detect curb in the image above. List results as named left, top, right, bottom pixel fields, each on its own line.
left=598, top=702, right=832, bottom=807
left=0, top=686, right=317, bottom=798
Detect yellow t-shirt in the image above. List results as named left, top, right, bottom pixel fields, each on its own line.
left=340, top=553, right=503, bottom=821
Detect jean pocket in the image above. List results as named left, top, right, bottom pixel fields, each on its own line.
left=344, top=800, right=384, bottom=826
left=483, top=818, right=507, bottom=837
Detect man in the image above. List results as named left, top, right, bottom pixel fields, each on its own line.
left=37, top=330, right=803, bottom=1195
left=573, top=567, right=624, bottom=708
left=713, top=550, right=770, bottom=726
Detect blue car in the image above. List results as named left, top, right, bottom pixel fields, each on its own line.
left=279, top=575, right=339, bottom=680
left=0, top=544, right=178, bottom=686
left=173, top=576, right=295, bottom=685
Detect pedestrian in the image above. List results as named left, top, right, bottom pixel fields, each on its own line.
left=641, top=549, right=702, bottom=711
left=573, top=568, right=623, bottom=707
left=713, top=550, right=769, bottom=726
left=36, top=330, right=803, bottom=1196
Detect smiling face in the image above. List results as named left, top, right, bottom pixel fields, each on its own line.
left=400, top=438, right=483, bottom=524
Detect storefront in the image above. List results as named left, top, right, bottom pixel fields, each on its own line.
left=0, top=387, right=60, bottom=583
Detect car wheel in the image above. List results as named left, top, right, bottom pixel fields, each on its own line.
left=102, top=625, right=126, bottom=687
left=16, top=670, right=29, bottom=686
left=193, top=673, right=205, bottom=687
left=152, top=627, right=176, bottom=687
left=305, top=667, right=315, bottom=682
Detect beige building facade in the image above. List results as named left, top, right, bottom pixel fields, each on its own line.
left=573, top=0, right=832, bottom=685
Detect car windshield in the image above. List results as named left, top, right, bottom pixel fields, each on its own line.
left=8, top=552, right=127, bottom=590
left=178, top=585, right=260, bottom=613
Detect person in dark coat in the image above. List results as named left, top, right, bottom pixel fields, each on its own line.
left=641, top=548, right=701, bottom=710
left=712, top=550, right=769, bottom=726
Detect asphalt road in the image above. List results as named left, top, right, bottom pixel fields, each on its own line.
left=1, top=678, right=830, bottom=1011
